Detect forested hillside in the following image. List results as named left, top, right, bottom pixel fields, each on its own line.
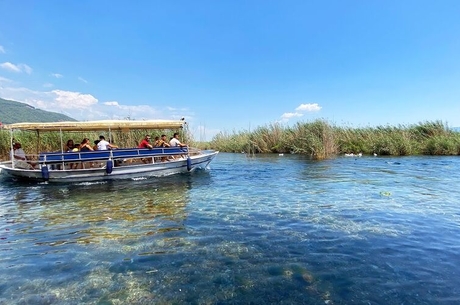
left=0, top=97, right=76, bottom=125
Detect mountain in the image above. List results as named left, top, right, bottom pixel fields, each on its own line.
left=0, top=97, right=76, bottom=125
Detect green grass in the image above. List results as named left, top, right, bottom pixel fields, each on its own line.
left=207, top=120, right=460, bottom=159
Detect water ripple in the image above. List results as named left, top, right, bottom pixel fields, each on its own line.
left=1, top=154, right=460, bottom=304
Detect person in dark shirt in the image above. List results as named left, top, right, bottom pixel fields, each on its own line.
left=79, top=138, right=94, bottom=152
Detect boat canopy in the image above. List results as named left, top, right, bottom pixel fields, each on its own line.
left=4, top=120, right=185, bottom=132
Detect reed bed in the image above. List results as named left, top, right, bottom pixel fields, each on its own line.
left=208, top=120, right=460, bottom=159
left=1, top=120, right=459, bottom=161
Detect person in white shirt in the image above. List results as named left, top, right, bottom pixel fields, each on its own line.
left=12, top=142, right=37, bottom=169
left=169, top=133, right=187, bottom=147
left=96, top=135, right=118, bottom=150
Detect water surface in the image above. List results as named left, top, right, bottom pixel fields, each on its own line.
left=1, top=153, right=460, bottom=304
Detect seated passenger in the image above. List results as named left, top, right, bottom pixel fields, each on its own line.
left=158, top=135, right=171, bottom=161
left=169, top=133, right=187, bottom=159
left=93, top=140, right=100, bottom=150
left=77, top=138, right=94, bottom=169
left=138, top=135, right=153, bottom=149
left=169, top=132, right=187, bottom=147
left=65, top=139, right=77, bottom=169
left=158, top=134, right=171, bottom=148
left=79, top=138, right=94, bottom=152
left=137, top=135, right=154, bottom=164
left=12, top=142, right=37, bottom=169
left=153, top=136, right=161, bottom=147
left=97, top=135, right=118, bottom=150
left=65, top=139, right=75, bottom=152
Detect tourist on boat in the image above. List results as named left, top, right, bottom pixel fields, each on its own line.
left=93, top=140, right=100, bottom=150
left=169, top=133, right=187, bottom=160
left=75, top=138, right=94, bottom=169
left=97, top=135, right=118, bottom=150
left=157, top=135, right=171, bottom=148
left=169, top=132, right=187, bottom=147
left=79, top=138, right=94, bottom=152
left=157, top=134, right=172, bottom=161
left=65, top=139, right=75, bottom=152
left=154, top=136, right=159, bottom=145
left=12, top=142, right=37, bottom=169
left=138, top=135, right=153, bottom=149
left=64, top=139, right=78, bottom=169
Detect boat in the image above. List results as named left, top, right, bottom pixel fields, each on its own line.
left=0, top=120, right=218, bottom=183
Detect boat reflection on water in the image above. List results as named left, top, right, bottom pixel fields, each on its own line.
left=7, top=173, right=201, bottom=247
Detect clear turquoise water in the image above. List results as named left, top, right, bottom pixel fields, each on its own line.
left=1, top=153, right=460, bottom=304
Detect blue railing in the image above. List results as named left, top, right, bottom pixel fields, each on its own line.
left=39, top=147, right=189, bottom=163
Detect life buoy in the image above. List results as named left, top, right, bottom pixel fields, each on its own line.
left=106, top=159, right=113, bottom=174
left=41, top=165, right=49, bottom=181
left=186, top=157, right=192, bottom=171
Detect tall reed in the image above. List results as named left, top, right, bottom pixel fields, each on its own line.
left=284, top=120, right=338, bottom=159
left=1, top=120, right=459, bottom=160
left=209, top=120, right=460, bottom=158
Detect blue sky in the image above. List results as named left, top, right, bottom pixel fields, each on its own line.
left=0, top=1, right=459, bottom=140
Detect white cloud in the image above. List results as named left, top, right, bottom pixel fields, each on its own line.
left=52, top=89, right=98, bottom=109
left=0, top=76, right=13, bottom=83
left=279, top=103, right=322, bottom=122
left=0, top=86, right=61, bottom=113
left=43, top=83, right=54, bottom=88
left=281, top=112, right=304, bottom=120
left=1, top=62, right=20, bottom=72
left=0, top=82, right=208, bottom=140
left=78, top=76, right=88, bottom=83
left=111, top=104, right=160, bottom=117
left=0, top=62, right=32, bottom=74
left=0, top=88, right=94, bottom=119
left=51, top=73, right=63, bottom=78
left=0, top=83, right=189, bottom=128
left=21, top=64, right=32, bottom=74
left=295, top=103, right=322, bottom=112
left=0, top=45, right=5, bottom=54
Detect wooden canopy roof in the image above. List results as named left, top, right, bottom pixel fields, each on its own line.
left=4, top=120, right=185, bottom=132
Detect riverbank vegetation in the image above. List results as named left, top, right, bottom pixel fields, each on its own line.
left=1, top=120, right=459, bottom=160
left=208, top=120, right=460, bottom=159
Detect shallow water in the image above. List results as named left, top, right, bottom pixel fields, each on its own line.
left=1, top=153, right=460, bottom=304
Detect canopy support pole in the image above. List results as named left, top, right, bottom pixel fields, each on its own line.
left=36, top=130, right=40, bottom=155
left=59, top=129, right=64, bottom=153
